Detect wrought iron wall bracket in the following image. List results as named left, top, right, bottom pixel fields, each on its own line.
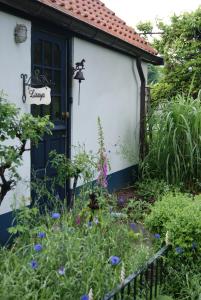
left=21, top=74, right=28, bottom=103
left=20, top=70, right=53, bottom=103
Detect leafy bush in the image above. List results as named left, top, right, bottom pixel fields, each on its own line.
left=0, top=205, right=153, bottom=299
left=145, top=192, right=201, bottom=256
left=145, top=192, right=201, bottom=298
left=0, top=91, right=53, bottom=205
left=143, top=93, right=201, bottom=191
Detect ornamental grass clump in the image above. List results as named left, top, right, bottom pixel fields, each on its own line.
left=143, top=92, right=201, bottom=191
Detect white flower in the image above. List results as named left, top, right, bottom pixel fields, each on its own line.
left=88, top=288, right=93, bottom=300
left=165, top=231, right=170, bottom=245
left=120, top=263, right=125, bottom=285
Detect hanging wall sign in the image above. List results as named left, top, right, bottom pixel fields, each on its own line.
left=26, top=86, right=51, bottom=105
left=21, top=71, right=53, bottom=104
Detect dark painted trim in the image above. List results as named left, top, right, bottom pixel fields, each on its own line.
left=107, top=165, right=138, bottom=193
left=0, top=211, right=16, bottom=246
left=0, top=1, right=163, bottom=65
left=136, top=57, right=146, bottom=160
left=66, top=37, right=73, bottom=206
left=76, top=165, right=138, bottom=194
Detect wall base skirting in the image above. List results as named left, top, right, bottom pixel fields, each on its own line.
left=0, top=164, right=138, bottom=245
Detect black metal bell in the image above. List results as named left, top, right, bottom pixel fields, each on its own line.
left=74, top=70, right=85, bottom=82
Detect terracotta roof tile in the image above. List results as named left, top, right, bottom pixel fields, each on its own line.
left=38, top=0, right=157, bottom=55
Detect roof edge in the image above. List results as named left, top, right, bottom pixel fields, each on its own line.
left=0, top=0, right=163, bottom=65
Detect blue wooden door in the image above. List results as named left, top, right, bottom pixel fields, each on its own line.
left=31, top=29, right=68, bottom=202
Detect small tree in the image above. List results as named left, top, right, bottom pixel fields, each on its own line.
left=0, top=91, right=53, bottom=205
left=137, top=7, right=201, bottom=103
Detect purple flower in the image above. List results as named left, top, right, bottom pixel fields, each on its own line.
left=76, top=215, right=81, bottom=225
left=34, top=244, right=43, bottom=252
left=109, top=256, right=121, bottom=266
left=30, top=260, right=38, bottom=269
left=154, top=233, right=161, bottom=239
left=58, top=266, right=65, bottom=275
left=88, top=221, right=92, bottom=227
left=130, top=223, right=138, bottom=233
left=51, top=212, right=60, bottom=219
left=176, top=247, right=184, bottom=254
left=81, top=295, right=89, bottom=300
left=94, top=217, right=99, bottom=224
left=38, top=232, right=46, bottom=238
left=118, top=196, right=125, bottom=206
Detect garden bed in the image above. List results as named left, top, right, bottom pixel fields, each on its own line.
left=0, top=205, right=155, bottom=300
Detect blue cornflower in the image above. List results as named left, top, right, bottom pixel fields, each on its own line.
left=81, top=295, right=89, bottom=300
left=109, top=256, right=121, bottom=266
left=176, top=247, right=184, bottom=254
left=130, top=223, right=138, bottom=233
left=34, top=244, right=43, bottom=252
left=38, top=232, right=46, bottom=238
left=30, top=260, right=38, bottom=269
left=51, top=212, right=61, bottom=219
left=58, top=266, right=65, bottom=275
left=154, top=233, right=161, bottom=239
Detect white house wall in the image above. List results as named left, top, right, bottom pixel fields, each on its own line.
left=72, top=37, right=147, bottom=186
left=0, top=11, right=31, bottom=214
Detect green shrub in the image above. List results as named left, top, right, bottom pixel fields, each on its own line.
left=145, top=192, right=201, bottom=257
left=143, top=93, right=201, bottom=191
left=145, top=192, right=201, bottom=298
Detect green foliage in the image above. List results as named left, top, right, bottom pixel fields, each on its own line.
left=122, top=199, right=151, bottom=222
left=152, top=7, right=201, bottom=102
left=145, top=192, right=201, bottom=258
left=1, top=205, right=153, bottom=299
left=136, top=21, right=153, bottom=39
left=164, top=263, right=201, bottom=299
left=49, top=146, right=96, bottom=186
left=134, top=179, right=171, bottom=202
left=148, top=64, right=163, bottom=85
left=0, top=92, right=53, bottom=204
left=143, top=93, right=201, bottom=191
left=145, top=192, right=201, bottom=298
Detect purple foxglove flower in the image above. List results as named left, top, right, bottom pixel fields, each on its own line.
left=51, top=212, right=60, bottom=219
left=34, top=244, right=43, bottom=252
left=58, top=266, right=65, bottom=275
left=38, top=232, right=46, bottom=238
left=30, top=260, right=38, bottom=269
left=76, top=215, right=81, bottom=225
left=109, top=256, right=121, bottom=266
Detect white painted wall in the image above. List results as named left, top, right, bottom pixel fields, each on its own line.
left=0, top=11, right=31, bottom=214
left=72, top=37, right=147, bottom=185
